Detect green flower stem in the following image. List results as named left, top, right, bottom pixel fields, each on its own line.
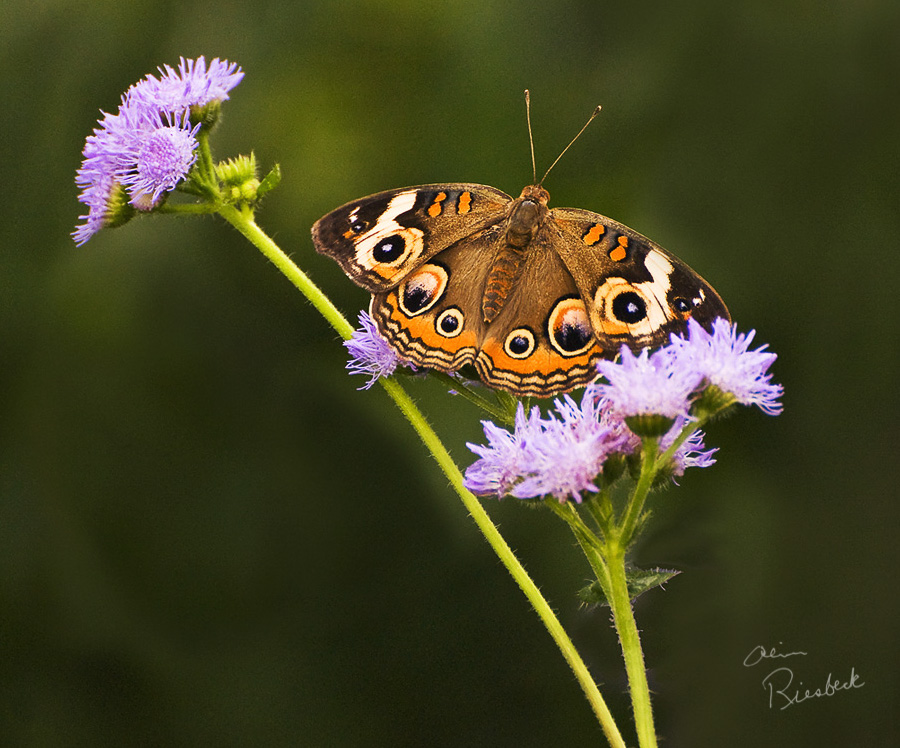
left=194, top=130, right=218, bottom=188
left=618, top=439, right=660, bottom=547
left=427, top=371, right=514, bottom=424
left=220, top=207, right=626, bottom=748
left=552, top=499, right=658, bottom=748
left=604, top=540, right=658, bottom=748
left=383, top=379, right=626, bottom=748
left=159, top=202, right=219, bottom=215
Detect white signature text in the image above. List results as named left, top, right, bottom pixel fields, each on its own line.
left=743, top=643, right=865, bottom=711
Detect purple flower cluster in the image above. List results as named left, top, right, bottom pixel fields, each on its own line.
left=464, top=318, right=782, bottom=501
left=73, top=57, right=243, bottom=245
left=594, top=318, right=783, bottom=420
left=465, top=391, right=636, bottom=502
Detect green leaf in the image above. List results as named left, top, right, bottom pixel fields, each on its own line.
left=578, top=567, right=680, bottom=606
left=257, top=163, right=282, bottom=199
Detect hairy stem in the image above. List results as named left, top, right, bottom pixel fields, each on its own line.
left=605, top=541, right=658, bottom=748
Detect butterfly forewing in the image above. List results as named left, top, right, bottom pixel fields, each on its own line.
left=312, top=184, right=510, bottom=293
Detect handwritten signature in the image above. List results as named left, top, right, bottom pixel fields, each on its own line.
left=743, top=643, right=865, bottom=710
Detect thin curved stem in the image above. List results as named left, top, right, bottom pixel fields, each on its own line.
left=383, top=379, right=625, bottom=748
left=221, top=206, right=626, bottom=747
left=618, top=439, right=659, bottom=547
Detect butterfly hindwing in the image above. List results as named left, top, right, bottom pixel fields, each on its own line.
left=369, top=224, right=501, bottom=372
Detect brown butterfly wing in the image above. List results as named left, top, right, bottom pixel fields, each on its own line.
left=369, top=224, right=501, bottom=373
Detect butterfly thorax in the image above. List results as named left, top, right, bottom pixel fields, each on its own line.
left=482, top=185, right=551, bottom=323
left=506, top=184, right=550, bottom=246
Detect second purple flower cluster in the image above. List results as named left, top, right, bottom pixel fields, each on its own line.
left=73, top=57, right=244, bottom=245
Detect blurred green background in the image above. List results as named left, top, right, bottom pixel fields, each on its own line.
left=2, top=0, right=898, bottom=745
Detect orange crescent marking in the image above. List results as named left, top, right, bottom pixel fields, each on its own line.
left=457, top=191, right=472, bottom=214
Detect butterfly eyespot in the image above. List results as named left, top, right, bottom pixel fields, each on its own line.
left=435, top=308, right=464, bottom=337
left=548, top=297, right=595, bottom=356
left=372, top=235, right=407, bottom=263
left=349, top=220, right=367, bottom=234
left=611, top=291, right=648, bottom=324
left=504, top=328, right=536, bottom=359
left=672, top=297, right=691, bottom=314
left=398, top=264, right=448, bottom=317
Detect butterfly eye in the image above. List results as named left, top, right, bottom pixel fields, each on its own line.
left=504, top=328, right=536, bottom=359
left=611, top=291, right=648, bottom=324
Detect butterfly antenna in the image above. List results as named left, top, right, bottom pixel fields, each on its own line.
left=525, top=90, right=537, bottom=184
left=538, top=104, right=602, bottom=186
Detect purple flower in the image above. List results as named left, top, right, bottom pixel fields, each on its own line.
left=594, top=345, right=701, bottom=420
left=72, top=157, right=121, bottom=246
left=464, top=405, right=545, bottom=497
left=464, top=388, right=635, bottom=502
left=73, top=57, right=243, bottom=244
left=73, top=102, right=200, bottom=243
left=464, top=320, right=780, bottom=500
left=669, top=318, right=784, bottom=415
left=132, top=57, right=244, bottom=113
left=118, top=110, right=201, bottom=208
left=345, top=311, right=413, bottom=389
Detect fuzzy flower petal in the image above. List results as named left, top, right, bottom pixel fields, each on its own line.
left=594, top=345, right=701, bottom=420
left=671, top=318, right=784, bottom=415
left=73, top=106, right=142, bottom=244
left=118, top=112, right=200, bottom=208
left=72, top=166, right=120, bottom=245
left=73, top=57, right=242, bottom=244
left=73, top=101, right=200, bottom=241
left=661, top=417, right=718, bottom=479
left=344, top=311, right=413, bottom=389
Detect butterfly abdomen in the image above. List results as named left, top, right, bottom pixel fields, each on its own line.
left=482, top=247, right=524, bottom=323
left=481, top=187, right=551, bottom=323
